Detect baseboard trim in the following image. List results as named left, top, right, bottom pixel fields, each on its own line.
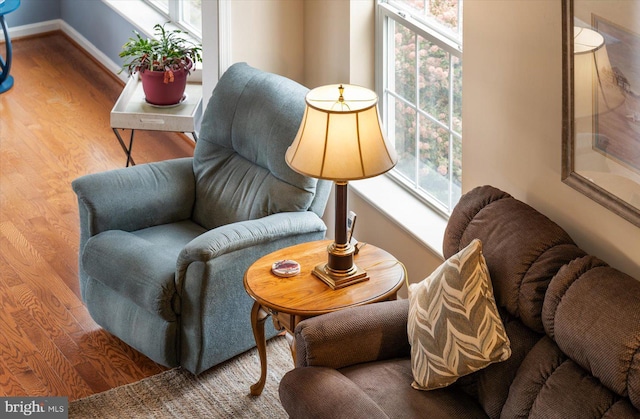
left=4, top=19, right=126, bottom=83
left=1, top=19, right=61, bottom=41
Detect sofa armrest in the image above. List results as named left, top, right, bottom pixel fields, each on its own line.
left=72, top=158, right=195, bottom=235
left=294, top=299, right=410, bottom=369
left=279, top=367, right=389, bottom=419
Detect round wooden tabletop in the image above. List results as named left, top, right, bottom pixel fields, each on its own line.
left=244, top=240, right=405, bottom=317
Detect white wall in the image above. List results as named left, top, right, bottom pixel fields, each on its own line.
left=464, top=0, right=640, bottom=278
left=303, top=0, right=349, bottom=87
left=302, top=0, right=375, bottom=88
left=226, top=0, right=373, bottom=88
left=227, top=0, right=640, bottom=282
left=228, top=0, right=305, bottom=84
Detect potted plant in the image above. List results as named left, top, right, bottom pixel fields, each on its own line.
left=120, top=23, right=202, bottom=106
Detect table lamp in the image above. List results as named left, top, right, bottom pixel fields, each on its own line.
left=286, top=84, right=397, bottom=289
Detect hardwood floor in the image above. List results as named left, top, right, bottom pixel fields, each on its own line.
left=0, top=33, right=194, bottom=400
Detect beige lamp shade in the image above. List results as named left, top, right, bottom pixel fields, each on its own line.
left=286, top=84, right=397, bottom=181
left=574, top=26, right=625, bottom=118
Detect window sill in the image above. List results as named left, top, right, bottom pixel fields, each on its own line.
left=350, top=175, right=447, bottom=259
left=102, top=0, right=200, bottom=43
left=101, top=0, right=203, bottom=84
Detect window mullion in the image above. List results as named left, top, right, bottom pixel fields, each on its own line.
left=168, top=0, right=181, bottom=22
left=385, top=16, right=394, bottom=136
left=448, top=54, right=455, bottom=211
left=414, top=34, right=420, bottom=191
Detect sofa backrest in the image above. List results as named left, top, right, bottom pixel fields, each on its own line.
left=444, top=185, right=586, bottom=334
left=191, top=62, right=330, bottom=230
left=445, top=185, right=640, bottom=418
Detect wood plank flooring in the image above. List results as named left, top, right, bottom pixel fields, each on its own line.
left=0, top=32, right=195, bottom=400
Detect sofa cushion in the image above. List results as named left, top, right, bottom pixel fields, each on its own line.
left=542, top=255, right=640, bottom=411
left=407, top=239, right=511, bottom=391
left=502, top=336, right=639, bottom=418
left=443, top=185, right=585, bottom=334
left=341, top=359, right=489, bottom=418
left=455, top=314, right=543, bottom=419
left=82, top=221, right=206, bottom=321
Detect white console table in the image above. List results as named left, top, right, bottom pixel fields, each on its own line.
left=111, top=72, right=202, bottom=167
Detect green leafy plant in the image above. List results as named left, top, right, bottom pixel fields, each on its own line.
left=119, top=23, right=202, bottom=83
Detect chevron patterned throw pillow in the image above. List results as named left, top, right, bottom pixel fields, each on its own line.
left=407, top=238, right=511, bottom=391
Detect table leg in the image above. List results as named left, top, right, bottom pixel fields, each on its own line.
left=112, top=128, right=136, bottom=167
left=125, top=130, right=135, bottom=167
left=0, top=15, right=15, bottom=93
left=250, top=301, right=270, bottom=396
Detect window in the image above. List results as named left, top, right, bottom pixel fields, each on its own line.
left=145, top=0, right=202, bottom=39
left=377, top=0, right=462, bottom=215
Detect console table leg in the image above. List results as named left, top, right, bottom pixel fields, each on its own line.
left=112, top=128, right=136, bottom=167
left=250, top=301, right=270, bottom=396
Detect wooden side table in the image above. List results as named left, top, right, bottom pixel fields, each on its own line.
left=244, top=239, right=405, bottom=396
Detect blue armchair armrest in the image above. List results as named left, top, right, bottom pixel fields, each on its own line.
left=72, top=158, right=195, bottom=236
left=175, top=211, right=327, bottom=373
left=177, top=211, right=327, bottom=272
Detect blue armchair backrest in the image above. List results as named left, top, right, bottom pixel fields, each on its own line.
left=192, top=63, right=326, bottom=230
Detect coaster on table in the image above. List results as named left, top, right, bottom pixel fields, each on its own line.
left=272, top=260, right=301, bottom=278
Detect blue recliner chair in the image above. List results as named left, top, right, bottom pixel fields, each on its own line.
left=72, top=63, right=331, bottom=374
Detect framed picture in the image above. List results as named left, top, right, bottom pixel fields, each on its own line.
left=593, top=15, right=640, bottom=174
left=562, top=0, right=640, bottom=227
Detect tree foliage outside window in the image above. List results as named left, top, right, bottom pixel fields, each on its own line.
left=378, top=0, right=462, bottom=215
left=392, top=0, right=461, bottom=34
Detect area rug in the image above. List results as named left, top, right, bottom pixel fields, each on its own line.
left=69, top=337, right=292, bottom=418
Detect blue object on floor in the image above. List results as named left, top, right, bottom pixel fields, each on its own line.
left=0, top=0, right=20, bottom=94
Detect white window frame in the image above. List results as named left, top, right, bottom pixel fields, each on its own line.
left=144, top=0, right=202, bottom=40
left=376, top=1, right=463, bottom=216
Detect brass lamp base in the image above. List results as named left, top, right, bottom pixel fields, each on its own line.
left=312, top=263, right=369, bottom=290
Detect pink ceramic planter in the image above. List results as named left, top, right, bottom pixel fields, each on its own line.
left=140, top=68, right=188, bottom=106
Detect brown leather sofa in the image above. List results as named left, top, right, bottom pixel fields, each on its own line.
left=278, top=185, right=640, bottom=418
